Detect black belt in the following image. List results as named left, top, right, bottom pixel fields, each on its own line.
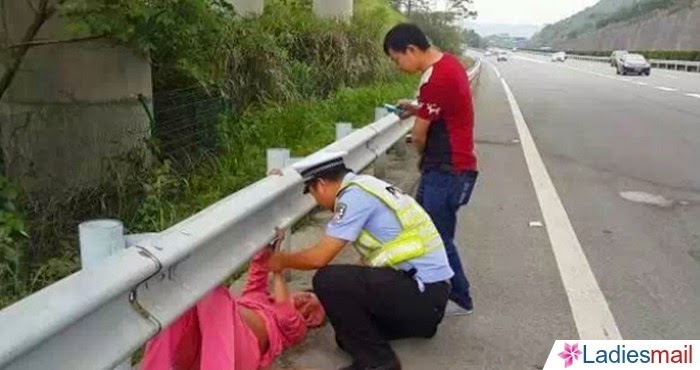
left=401, top=268, right=418, bottom=278
left=401, top=268, right=450, bottom=288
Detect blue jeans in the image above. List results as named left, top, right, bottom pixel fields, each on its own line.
left=416, top=169, right=478, bottom=309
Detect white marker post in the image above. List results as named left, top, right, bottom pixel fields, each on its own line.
left=335, top=122, right=354, bottom=141
left=266, top=148, right=291, bottom=174
left=373, top=108, right=389, bottom=178
left=266, top=148, right=293, bottom=280
left=78, top=219, right=131, bottom=370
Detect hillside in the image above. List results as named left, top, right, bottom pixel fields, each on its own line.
left=463, top=22, right=541, bottom=38
left=529, top=0, right=638, bottom=46
left=529, top=0, right=698, bottom=49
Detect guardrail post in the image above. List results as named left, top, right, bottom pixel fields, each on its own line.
left=335, top=122, right=354, bottom=141
left=373, top=108, right=389, bottom=178
left=266, top=148, right=294, bottom=281
left=78, top=219, right=131, bottom=370
left=378, top=107, right=408, bottom=159
left=266, top=148, right=290, bottom=174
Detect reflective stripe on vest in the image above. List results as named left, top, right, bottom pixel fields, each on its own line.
left=339, top=175, right=444, bottom=268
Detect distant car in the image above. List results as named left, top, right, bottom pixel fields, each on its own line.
left=485, top=51, right=494, bottom=57
left=617, top=54, right=651, bottom=76
left=551, top=52, right=567, bottom=62
left=610, top=50, right=628, bottom=67
left=497, top=52, right=508, bottom=62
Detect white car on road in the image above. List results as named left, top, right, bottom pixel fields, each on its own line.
left=551, top=52, right=567, bottom=62
left=497, top=52, right=509, bottom=62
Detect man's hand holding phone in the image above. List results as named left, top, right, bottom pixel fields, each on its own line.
left=396, top=99, right=419, bottom=119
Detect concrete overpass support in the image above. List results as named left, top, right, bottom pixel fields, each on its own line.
left=1, top=1, right=152, bottom=194
left=313, top=0, right=353, bottom=20
left=228, top=0, right=264, bottom=16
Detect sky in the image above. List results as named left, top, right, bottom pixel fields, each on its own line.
left=434, top=0, right=601, bottom=25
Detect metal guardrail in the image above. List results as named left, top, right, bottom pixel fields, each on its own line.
left=523, top=51, right=700, bottom=73
left=0, top=61, right=482, bottom=370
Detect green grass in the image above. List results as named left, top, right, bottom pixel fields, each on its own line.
left=356, top=0, right=405, bottom=27
left=177, top=73, right=419, bottom=214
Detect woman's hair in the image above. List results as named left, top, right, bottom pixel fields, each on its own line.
left=291, top=292, right=326, bottom=328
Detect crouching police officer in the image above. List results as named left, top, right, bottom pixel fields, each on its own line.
left=267, top=151, right=454, bottom=370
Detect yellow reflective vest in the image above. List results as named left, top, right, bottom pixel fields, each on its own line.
left=338, top=175, right=444, bottom=268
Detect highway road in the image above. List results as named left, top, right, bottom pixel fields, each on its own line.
left=279, top=52, right=700, bottom=369
left=489, top=51, right=700, bottom=339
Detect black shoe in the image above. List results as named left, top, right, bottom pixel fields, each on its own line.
left=463, top=295, right=474, bottom=311
left=338, top=359, right=402, bottom=370
left=449, top=293, right=474, bottom=312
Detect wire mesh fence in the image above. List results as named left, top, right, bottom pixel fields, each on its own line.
left=150, top=86, right=232, bottom=163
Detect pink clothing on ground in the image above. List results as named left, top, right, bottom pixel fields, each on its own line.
left=141, top=250, right=308, bottom=370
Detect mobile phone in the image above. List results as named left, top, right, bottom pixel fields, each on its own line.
left=384, top=103, right=405, bottom=116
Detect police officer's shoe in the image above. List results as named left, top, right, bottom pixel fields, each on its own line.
left=338, top=358, right=402, bottom=370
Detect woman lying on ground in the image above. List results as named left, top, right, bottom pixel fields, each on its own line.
left=141, top=234, right=325, bottom=370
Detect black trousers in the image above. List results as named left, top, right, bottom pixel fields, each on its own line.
left=313, top=265, right=450, bottom=367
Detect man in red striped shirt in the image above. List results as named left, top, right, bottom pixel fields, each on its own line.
left=384, top=23, right=478, bottom=316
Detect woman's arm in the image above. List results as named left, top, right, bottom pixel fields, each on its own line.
left=272, top=271, right=291, bottom=303
left=242, top=229, right=286, bottom=296
left=241, top=250, right=272, bottom=296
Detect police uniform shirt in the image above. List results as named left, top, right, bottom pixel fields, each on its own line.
left=325, top=173, right=454, bottom=289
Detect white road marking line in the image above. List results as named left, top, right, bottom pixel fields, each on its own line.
left=498, top=71, right=623, bottom=340
left=492, top=65, right=502, bottom=79
left=685, top=93, right=700, bottom=99
left=515, top=57, right=692, bottom=96
left=656, top=86, right=678, bottom=92
left=513, top=55, right=545, bottom=64
left=664, top=74, right=679, bottom=79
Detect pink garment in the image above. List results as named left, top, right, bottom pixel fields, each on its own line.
left=141, top=250, right=310, bottom=370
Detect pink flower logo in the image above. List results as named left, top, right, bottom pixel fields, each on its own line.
left=559, top=343, right=582, bottom=368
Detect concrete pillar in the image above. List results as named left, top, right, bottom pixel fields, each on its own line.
left=313, top=0, right=353, bottom=20
left=228, top=0, right=264, bottom=16
left=1, top=1, right=152, bottom=194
